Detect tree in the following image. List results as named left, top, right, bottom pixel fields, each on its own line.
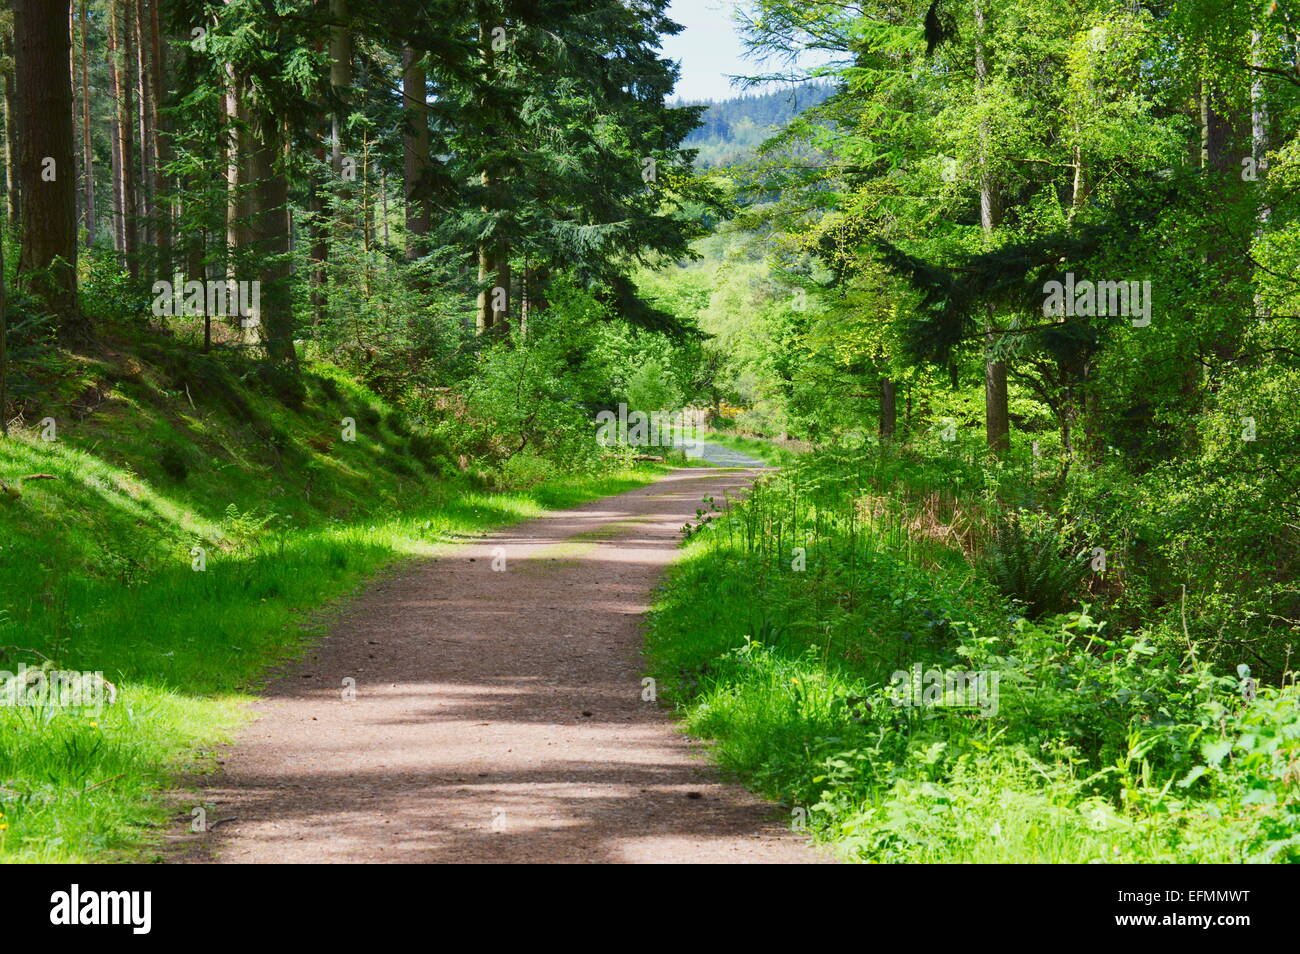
left=401, top=47, right=430, bottom=260
left=14, top=0, right=82, bottom=340
left=79, top=0, right=94, bottom=247
left=108, top=0, right=138, bottom=274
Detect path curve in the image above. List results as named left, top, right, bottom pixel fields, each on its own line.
left=692, top=442, right=770, bottom=468
left=174, top=465, right=825, bottom=864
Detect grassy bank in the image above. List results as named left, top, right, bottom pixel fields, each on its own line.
left=646, top=444, right=1300, bottom=863
left=0, top=337, right=665, bottom=862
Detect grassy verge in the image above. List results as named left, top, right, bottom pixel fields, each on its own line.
left=646, top=444, right=1300, bottom=863
left=0, top=339, right=666, bottom=862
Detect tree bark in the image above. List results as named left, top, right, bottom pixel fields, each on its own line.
left=224, top=64, right=249, bottom=278
left=475, top=10, right=508, bottom=333
left=14, top=0, right=82, bottom=340
left=879, top=377, right=897, bottom=440
left=133, top=0, right=154, bottom=255
left=309, top=140, right=328, bottom=329
left=108, top=0, right=138, bottom=275
left=3, top=30, right=21, bottom=229
left=246, top=123, right=297, bottom=370
left=329, top=0, right=352, bottom=229
left=147, top=0, right=170, bottom=272
left=401, top=48, right=430, bottom=259
left=79, top=0, right=94, bottom=246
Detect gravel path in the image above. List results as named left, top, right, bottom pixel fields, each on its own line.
left=692, top=442, right=770, bottom=468
left=173, top=463, right=825, bottom=864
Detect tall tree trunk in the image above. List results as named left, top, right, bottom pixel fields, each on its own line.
left=79, top=0, right=94, bottom=246
left=133, top=0, right=154, bottom=258
left=329, top=0, right=352, bottom=224
left=14, top=0, right=82, bottom=340
left=475, top=9, right=508, bottom=333
left=246, top=123, right=297, bottom=371
left=224, top=65, right=249, bottom=282
left=3, top=31, right=21, bottom=229
left=360, top=130, right=372, bottom=297
left=108, top=0, right=138, bottom=276
left=1202, top=83, right=1250, bottom=363
left=309, top=139, right=328, bottom=330
left=147, top=0, right=169, bottom=272
left=401, top=48, right=430, bottom=259
left=974, top=0, right=1009, bottom=454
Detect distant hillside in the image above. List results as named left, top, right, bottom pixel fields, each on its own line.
left=678, top=83, right=836, bottom=168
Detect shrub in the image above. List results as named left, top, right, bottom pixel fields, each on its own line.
left=982, top=511, right=1089, bottom=618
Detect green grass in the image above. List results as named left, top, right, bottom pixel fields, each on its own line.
left=0, top=338, right=667, bottom=862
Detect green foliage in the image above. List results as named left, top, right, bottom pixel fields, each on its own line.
left=983, top=511, right=1089, bottom=618
left=648, top=445, right=1300, bottom=863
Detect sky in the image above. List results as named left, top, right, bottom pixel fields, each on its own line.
left=660, top=0, right=755, bottom=103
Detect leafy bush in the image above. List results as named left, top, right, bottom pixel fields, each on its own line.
left=982, top=511, right=1090, bottom=618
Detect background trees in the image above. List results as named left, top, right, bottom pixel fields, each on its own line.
left=0, top=0, right=708, bottom=367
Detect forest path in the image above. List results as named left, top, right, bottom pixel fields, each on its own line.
left=173, top=463, right=824, bottom=864
left=689, top=441, right=770, bottom=468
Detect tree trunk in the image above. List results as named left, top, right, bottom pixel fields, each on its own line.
left=108, top=0, right=138, bottom=275
left=134, top=0, right=154, bottom=256
left=246, top=123, right=297, bottom=370
left=3, top=30, right=21, bottom=229
left=147, top=0, right=170, bottom=273
left=879, top=377, right=897, bottom=440
left=14, top=0, right=82, bottom=340
left=401, top=48, right=430, bottom=259
left=79, top=0, right=94, bottom=246
left=329, top=0, right=352, bottom=229
left=475, top=10, right=508, bottom=333
left=983, top=317, right=1010, bottom=453
left=309, top=138, right=328, bottom=330
left=224, top=64, right=249, bottom=280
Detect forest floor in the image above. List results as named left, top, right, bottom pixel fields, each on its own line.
left=168, top=462, right=824, bottom=864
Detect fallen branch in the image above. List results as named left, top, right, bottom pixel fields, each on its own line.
left=0, top=646, right=50, bottom=662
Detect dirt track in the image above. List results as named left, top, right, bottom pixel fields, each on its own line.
left=174, top=465, right=825, bottom=864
